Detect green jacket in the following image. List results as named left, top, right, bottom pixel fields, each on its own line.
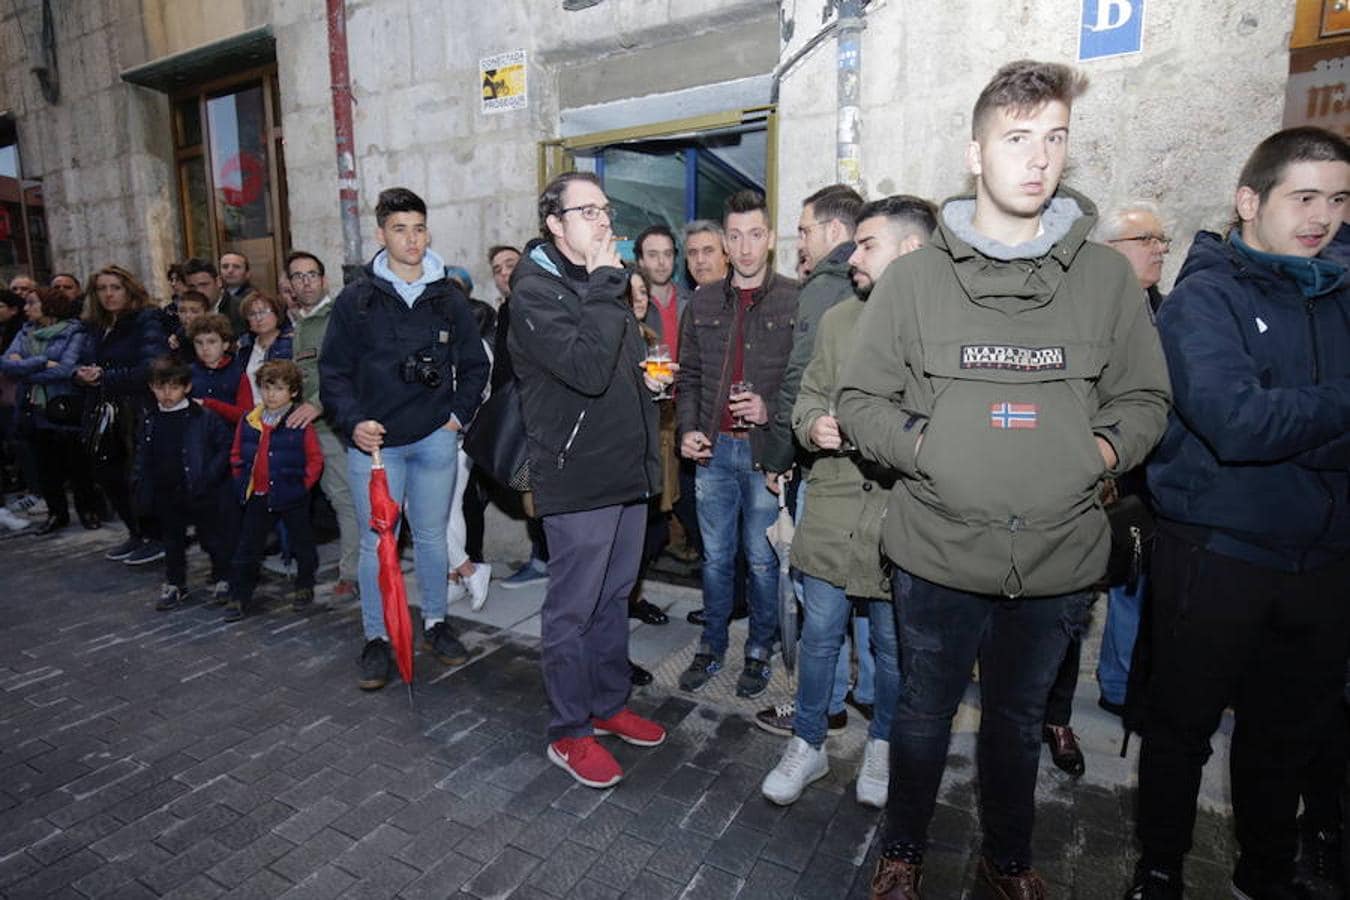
left=762, top=243, right=855, bottom=473
left=836, top=187, right=1171, bottom=598
left=790, top=296, right=891, bottom=599
left=291, top=297, right=334, bottom=438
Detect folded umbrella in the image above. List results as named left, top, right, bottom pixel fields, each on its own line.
left=766, top=474, right=798, bottom=673
left=369, top=448, right=414, bottom=704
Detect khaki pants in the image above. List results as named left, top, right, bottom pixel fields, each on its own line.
left=317, top=426, right=358, bottom=582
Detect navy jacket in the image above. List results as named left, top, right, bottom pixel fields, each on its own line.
left=319, top=261, right=489, bottom=448
left=231, top=405, right=322, bottom=512
left=80, top=309, right=168, bottom=400
left=507, top=239, right=659, bottom=516
left=1147, top=230, right=1350, bottom=571
left=130, top=403, right=233, bottom=511
left=191, top=354, right=244, bottom=407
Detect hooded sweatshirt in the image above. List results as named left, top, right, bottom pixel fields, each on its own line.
left=837, top=186, right=1172, bottom=598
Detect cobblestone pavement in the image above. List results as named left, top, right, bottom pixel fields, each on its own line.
left=0, top=525, right=1241, bottom=899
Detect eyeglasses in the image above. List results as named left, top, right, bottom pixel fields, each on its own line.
left=288, top=271, right=322, bottom=283
left=559, top=204, right=613, bottom=222
left=1109, top=234, right=1172, bottom=249
left=796, top=220, right=827, bottom=240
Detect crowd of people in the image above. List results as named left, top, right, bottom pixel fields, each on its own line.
left=2, top=56, right=1348, bottom=900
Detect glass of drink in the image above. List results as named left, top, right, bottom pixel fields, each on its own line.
left=730, top=380, right=754, bottom=429
left=644, top=343, right=672, bottom=401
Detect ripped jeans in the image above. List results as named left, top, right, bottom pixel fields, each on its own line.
left=883, top=569, right=1093, bottom=869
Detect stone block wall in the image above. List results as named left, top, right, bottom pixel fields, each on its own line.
left=775, top=0, right=1297, bottom=289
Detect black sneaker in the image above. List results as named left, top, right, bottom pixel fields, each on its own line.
left=845, top=690, right=874, bottom=721
left=678, top=651, right=722, bottom=692
left=105, top=536, right=139, bottom=561
left=291, top=587, right=314, bottom=611
left=755, top=701, right=795, bottom=736
left=1298, top=819, right=1345, bottom=888
left=222, top=600, right=245, bottom=623
left=359, top=638, right=392, bottom=691
left=736, top=659, right=771, bottom=698
left=154, top=584, right=183, bottom=612
left=1122, top=862, right=1183, bottom=900
left=124, top=540, right=165, bottom=566
left=423, top=621, right=469, bottom=665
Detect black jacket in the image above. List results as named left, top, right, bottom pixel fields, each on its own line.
left=80, top=308, right=167, bottom=400
left=507, top=239, right=659, bottom=516
left=319, top=261, right=490, bottom=448
left=131, top=402, right=232, bottom=512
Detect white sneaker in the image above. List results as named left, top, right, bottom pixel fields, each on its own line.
left=261, top=553, right=297, bottom=577
left=856, top=738, right=890, bottom=808
left=7, top=493, right=44, bottom=516
left=465, top=563, right=492, bottom=611
left=0, top=507, right=31, bottom=532
left=761, top=736, right=829, bottom=806
left=447, top=576, right=469, bottom=605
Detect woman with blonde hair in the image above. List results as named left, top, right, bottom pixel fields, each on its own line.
left=75, top=265, right=168, bottom=564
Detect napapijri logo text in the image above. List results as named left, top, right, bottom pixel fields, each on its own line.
left=959, top=344, right=1066, bottom=371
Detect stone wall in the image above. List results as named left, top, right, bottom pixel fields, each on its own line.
left=0, top=0, right=176, bottom=294
left=775, top=0, right=1297, bottom=289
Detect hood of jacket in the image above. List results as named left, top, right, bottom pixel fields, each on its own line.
left=803, top=241, right=855, bottom=285
left=1178, top=230, right=1347, bottom=303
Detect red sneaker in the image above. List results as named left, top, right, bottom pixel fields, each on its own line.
left=592, top=709, right=667, bottom=747
left=547, top=736, right=623, bottom=788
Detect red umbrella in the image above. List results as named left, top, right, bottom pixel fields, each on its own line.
left=369, top=449, right=414, bottom=693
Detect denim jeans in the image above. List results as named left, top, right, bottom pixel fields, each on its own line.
left=884, top=569, right=1092, bottom=868
left=832, top=612, right=879, bottom=710
left=348, top=427, right=459, bottom=640
left=1097, top=575, right=1146, bottom=707
left=795, top=574, right=900, bottom=747
left=694, top=434, right=779, bottom=659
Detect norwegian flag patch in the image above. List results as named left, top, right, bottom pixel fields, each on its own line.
left=990, top=402, right=1039, bottom=429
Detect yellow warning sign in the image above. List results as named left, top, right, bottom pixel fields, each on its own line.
left=481, top=50, right=527, bottom=115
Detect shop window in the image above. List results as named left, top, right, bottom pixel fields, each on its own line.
left=0, top=115, right=52, bottom=286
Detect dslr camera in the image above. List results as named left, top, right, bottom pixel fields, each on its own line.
left=399, top=347, right=443, bottom=389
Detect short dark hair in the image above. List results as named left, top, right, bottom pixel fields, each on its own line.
left=148, top=356, right=192, bottom=387
left=972, top=60, right=1088, bottom=139
left=487, top=244, right=520, bottom=265
left=182, top=257, right=218, bottom=279
left=220, top=251, right=250, bottom=271
left=724, top=189, right=769, bottom=224
left=857, top=195, right=939, bottom=239
left=803, top=184, right=864, bottom=233
left=635, top=224, right=676, bottom=259
left=0, top=289, right=21, bottom=312
left=33, top=286, right=78, bottom=321
left=1238, top=126, right=1350, bottom=203
left=166, top=263, right=186, bottom=282
left=177, top=290, right=210, bottom=311
left=376, top=187, right=427, bottom=227
left=285, top=250, right=325, bottom=278
left=538, top=172, right=603, bottom=240
left=51, top=273, right=79, bottom=288
left=188, top=313, right=233, bottom=343
left=257, top=359, right=303, bottom=397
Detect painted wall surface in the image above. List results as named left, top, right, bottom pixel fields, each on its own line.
left=774, top=0, right=1297, bottom=289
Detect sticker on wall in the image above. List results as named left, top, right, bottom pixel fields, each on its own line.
left=481, top=50, right=528, bottom=114
left=1078, top=0, right=1144, bottom=61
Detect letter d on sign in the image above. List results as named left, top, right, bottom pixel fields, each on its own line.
left=1078, top=0, right=1144, bottom=60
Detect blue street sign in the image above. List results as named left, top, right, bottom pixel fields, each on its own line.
left=1079, top=0, right=1144, bottom=61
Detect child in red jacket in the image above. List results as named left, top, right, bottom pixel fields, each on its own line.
left=226, top=359, right=323, bottom=622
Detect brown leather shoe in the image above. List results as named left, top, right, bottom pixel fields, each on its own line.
left=870, top=856, right=922, bottom=899
left=978, top=856, right=1047, bottom=900
left=1042, top=724, right=1085, bottom=777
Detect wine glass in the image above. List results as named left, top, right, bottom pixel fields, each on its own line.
left=644, top=343, right=672, bottom=401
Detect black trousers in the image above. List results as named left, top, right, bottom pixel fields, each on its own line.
left=230, top=495, right=318, bottom=606
left=1136, top=531, right=1350, bottom=880
left=1044, top=635, right=1081, bottom=728
left=153, top=484, right=230, bottom=587
left=31, top=427, right=99, bottom=521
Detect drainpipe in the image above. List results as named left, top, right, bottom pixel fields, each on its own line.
left=327, top=0, right=362, bottom=284
left=835, top=0, right=865, bottom=192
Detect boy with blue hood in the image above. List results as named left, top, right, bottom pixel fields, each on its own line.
left=320, top=187, right=490, bottom=692
left=1130, top=127, right=1350, bottom=900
